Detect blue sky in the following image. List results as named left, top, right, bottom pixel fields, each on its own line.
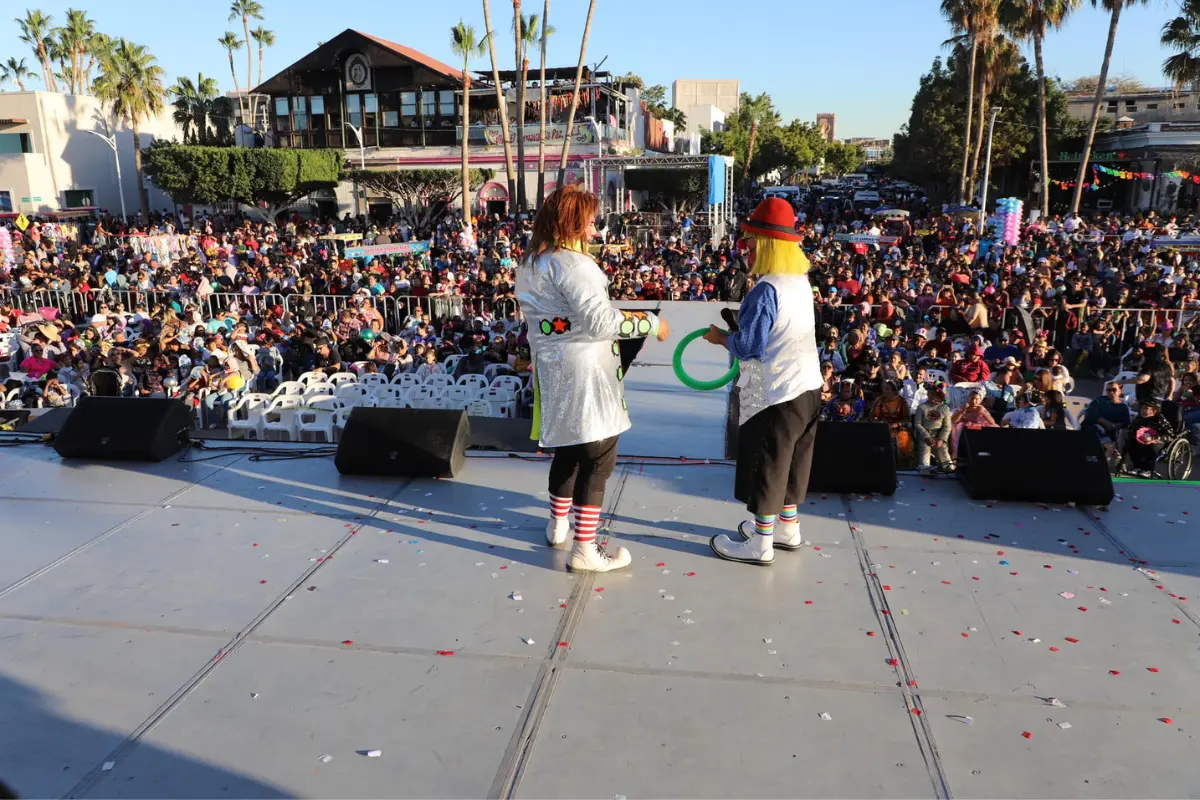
left=0, top=0, right=1180, bottom=139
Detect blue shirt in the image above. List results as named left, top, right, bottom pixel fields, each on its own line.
left=727, top=282, right=778, bottom=362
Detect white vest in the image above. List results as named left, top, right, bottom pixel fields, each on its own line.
left=737, top=273, right=823, bottom=425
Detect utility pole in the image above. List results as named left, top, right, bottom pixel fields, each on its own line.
left=84, top=122, right=126, bottom=223
left=979, top=106, right=1001, bottom=235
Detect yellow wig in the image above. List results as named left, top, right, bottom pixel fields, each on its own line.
left=751, top=235, right=811, bottom=276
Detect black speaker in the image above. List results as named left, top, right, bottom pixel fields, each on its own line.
left=53, top=397, right=193, bottom=462
left=335, top=407, right=470, bottom=478
left=808, top=421, right=897, bottom=495
left=959, top=427, right=1114, bottom=505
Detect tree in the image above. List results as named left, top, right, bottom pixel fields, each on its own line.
left=52, top=9, right=96, bottom=94
left=482, top=0, right=518, bottom=207
left=824, top=142, right=864, bottom=177
left=16, top=10, right=58, bottom=92
left=1063, top=72, right=1148, bottom=94
left=968, top=33, right=1021, bottom=198
left=942, top=0, right=999, bottom=201
left=557, top=0, right=596, bottom=188
left=142, top=143, right=344, bottom=220
left=82, top=32, right=112, bottom=94
left=347, top=168, right=494, bottom=230
left=451, top=21, right=489, bottom=223
left=642, top=84, right=687, bottom=128
left=513, top=9, right=548, bottom=211
left=250, top=25, right=275, bottom=126
left=1070, top=0, right=1151, bottom=214
left=94, top=39, right=166, bottom=221
left=229, top=1, right=265, bottom=128
left=169, top=73, right=231, bottom=146
left=622, top=168, right=706, bottom=213
left=0, top=57, right=38, bottom=91
left=535, top=0, right=551, bottom=207
left=701, top=92, right=781, bottom=182
left=1162, top=0, right=1200, bottom=91
left=1000, top=0, right=1080, bottom=217
left=218, top=32, right=245, bottom=126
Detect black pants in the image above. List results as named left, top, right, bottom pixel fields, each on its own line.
left=548, top=435, right=620, bottom=508
left=735, top=389, right=821, bottom=515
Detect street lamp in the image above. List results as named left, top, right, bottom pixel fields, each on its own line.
left=83, top=124, right=126, bottom=223
left=346, top=123, right=367, bottom=218
left=979, top=106, right=1001, bottom=235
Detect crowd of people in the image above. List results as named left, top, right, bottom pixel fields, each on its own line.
left=2, top=183, right=1199, bottom=475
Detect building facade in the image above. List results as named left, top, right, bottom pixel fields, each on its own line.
left=0, top=91, right=180, bottom=217
left=255, top=29, right=650, bottom=217
left=1066, top=87, right=1200, bottom=126
left=671, top=79, right=738, bottom=139
left=843, top=136, right=893, bottom=163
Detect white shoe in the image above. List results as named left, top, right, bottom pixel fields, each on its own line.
left=710, top=531, right=774, bottom=565
left=736, top=519, right=804, bottom=551
left=546, top=516, right=570, bottom=546
left=567, top=539, right=632, bottom=572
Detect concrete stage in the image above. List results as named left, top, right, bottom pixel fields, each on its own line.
left=1, top=443, right=1199, bottom=799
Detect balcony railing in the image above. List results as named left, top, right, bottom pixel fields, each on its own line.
left=456, top=121, right=622, bottom=147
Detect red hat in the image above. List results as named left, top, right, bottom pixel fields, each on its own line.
left=742, top=197, right=801, bottom=242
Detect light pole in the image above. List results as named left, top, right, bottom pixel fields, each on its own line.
left=83, top=125, right=126, bottom=223
left=979, top=106, right=1001, bottom=235
left=347, top=123, right=367, bottom=219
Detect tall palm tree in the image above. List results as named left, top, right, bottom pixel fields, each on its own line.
left=451, top=21, right=489, bottom=227
left=1162, top=0, right=1200, bottom=89
left=0, top=57, right=38, bottom=91
left=483, top=0, right=518, bottom=207
left=16, top=9, right=58, bottom=92
left=968, top=32, right=1020, bottom=200
left=942, top=0, right=999, bottom=203
left=170, top=73, right=221, bottom=144
left=229, top=1, right=264, bottom=129
left=58, top=9, right=95, bottom=94
left=1001, top=0, right=1079, bottom=217
left=82, top=32, right=112, bottom=94
left=218, top=32, right=245, bottom=125
left=511, top=1, right=527, bottom=212
left=170, top=75, right=200, bottom=142
left=1070, top=0, right=1151, bottom=213
left=557, top=0, right=596, bottom=188
left=250, top=26, right=275, bottom=129
left=94, top=39, right=166, bottom=222
left=536, top=0, right=552, bottom=207
left=48, top=31, right=70, bottom=92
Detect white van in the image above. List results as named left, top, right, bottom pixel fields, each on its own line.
left=853, top=190, right=881, bottom=207
left=763, top=186, right=801, bottom=201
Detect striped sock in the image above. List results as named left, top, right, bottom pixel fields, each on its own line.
left=754, top=513, right=777, bottom=536
left=549, top=495, right=571, bottom=520
left=573, top=504, right=601, bottom=543
left=779, top=504, right=798, bottom=524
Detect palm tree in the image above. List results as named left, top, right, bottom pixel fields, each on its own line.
left=218, top=32, right=245, bottom=126
left=968, top=33, right=1020, bottom=200
left=82, top=32, right=112, bottom=94
left=451, top=21, right=489, bottom=227
left=58, top=9, right=96, bottom=94
left=94, top=39, right=166, bottom=222
left=250, top=26, right=275, bottom=128
left=1, top=57, right=38, bottom=91
left=511, top=1, right=527, bottom=212
left=170, top=73, right=221, bottom=144
left=16, top=9, right=58, bottom=92
left=1070, top=0, right=1151, bottom=214
left=557, top=0, right=596, bottom=188
left=483, top=0, right=519, bottom=207
left=1000, top=0, right=1079, bottom=218
left=170, top=75, right=200, bottom=142
left=1162, top=0, right=1200, bottom=89
left=942, top=0, right=999, bottom=202
left=535, top=0, right=552, bottom=207
left=229, top=1, right=264, bottom=130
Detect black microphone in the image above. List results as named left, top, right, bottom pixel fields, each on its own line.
left=720, top=307, right=740, bottom=332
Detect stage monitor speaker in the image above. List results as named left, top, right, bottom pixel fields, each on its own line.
left=53, top=397, right=192, bottom=462
left=808, top=421, right=897, bottom=495
left=335, top=407, right=469, bottom=478
left=959, top=427, right=1114, bottom=506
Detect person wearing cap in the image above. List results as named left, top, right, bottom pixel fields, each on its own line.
left=950, top=344, right=991, bottom=383
left=702, top=197, right=823, bottom=566
left=517, top=187, right=670, bottom=573
left=914, top=382, right=953, bottom=471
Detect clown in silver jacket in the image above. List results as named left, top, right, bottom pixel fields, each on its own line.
left=517, top=248, right=661, bottom=448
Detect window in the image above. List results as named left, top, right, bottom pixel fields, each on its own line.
left=0, top=191, right=11, bottom=213
left=438, top=90, right=455, bottom=117
left=1175, top=101, right=1187, bottom=110
left=421, top=90, right=437, bottom=118
left=383, top=111, right=399, bottom=127
left=310, top=96, right=325, bottom=115
left=275, top=97, right=289, bottom=116
left=401, top=91, right=417, bottom=126
left=346, top=94, right=362, bottom=127
left=1126, top=103, right=1138, bottom=113
left=1147, top=103, right=1159, bottom=110
left=293, top=96, right=308, bottom=131
left=0, top=133, right=33, bottom=154
left=363, top=93, right=378, bottom=128
left=64, top=189, right=93, bottom=208
left=1106, top=101, right=1118, bottom=113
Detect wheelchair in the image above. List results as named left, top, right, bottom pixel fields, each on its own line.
left=1108, top=405, right=1194, bottom=481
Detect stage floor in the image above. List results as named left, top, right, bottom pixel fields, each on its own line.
left=1, top=443, right=1199, bottom=799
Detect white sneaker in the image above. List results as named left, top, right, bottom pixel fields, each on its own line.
left=546, top=516, right=570, bottom=546
left=710, top=531, right=774, bottom=565
left=567, top=540, right=632, bottom=572
left=736, top=519, right=804, bottom=551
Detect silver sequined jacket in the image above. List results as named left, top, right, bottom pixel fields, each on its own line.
left=516, top=248, right=659, bottom=448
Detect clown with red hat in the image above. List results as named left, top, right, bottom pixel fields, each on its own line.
left=703, top=197, right=824, bottom=565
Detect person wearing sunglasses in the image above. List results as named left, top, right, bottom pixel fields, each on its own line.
left=1083, top=381, right=1133, bottom=462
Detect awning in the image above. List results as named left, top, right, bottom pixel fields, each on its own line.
left=479, top=181, right=509, bottom=201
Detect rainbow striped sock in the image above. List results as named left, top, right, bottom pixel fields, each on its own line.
left=779, top=504, right=798, bottom=524
left=754, top=514, right=777, bottom=536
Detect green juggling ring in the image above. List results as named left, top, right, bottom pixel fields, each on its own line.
left=672, top=328, right=740, bottom=391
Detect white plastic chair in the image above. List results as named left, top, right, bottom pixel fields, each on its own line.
left=425, top=373, right=455, bottom=391
left=262, top=395, right=303, bottom=440
left=490, top=375, right=523, bottom=395
left=297, top=370, right=328, bottom=387
left=1113, top=371, right=1139, bottom=407
left=392, top=373, right=420, bottom=389
left=467, top=399, right=493, bottom=417
left=949, top=382, right=981, bottom=411
left=302, top=381, right=336, bottom=399
left=360, top=373, right=388, bottom=388
left=335, top=384, right=371, bottom=404
left=333, top=407, right=353, bottom=440
left=926, top=369, right=950, bottom=386
left=227, top=392, right=271, bottom=440
left=329, top=372, right=359, bottom=388
left=484, top=387, right=516, bottom=418
left=271, top=380, right=305, bottom=398
left=446, top=386, right=473, bottom=409
left=443, top=354, right=463, bottom=374
left=484, top=363, right=516, bottom=380
left=457, top=374, right=489, bottom=392
left=297, top=396, right=340, bottom=443
left=416, top=363, right=445, bottom=380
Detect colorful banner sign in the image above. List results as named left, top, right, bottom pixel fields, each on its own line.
left=481, top=123, right=597, bottom=147
left=344, top=241, right=431, bottom=259
left=832, top=233, right=901, bottom=246
left=1093, top=164, right=1200, bottom=184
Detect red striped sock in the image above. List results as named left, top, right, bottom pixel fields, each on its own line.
left=573, top=503, right=601, bottom=543
left=550, top=495, right=571, bottom=520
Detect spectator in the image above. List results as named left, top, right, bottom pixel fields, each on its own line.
left=949, top=387, right=998, bottom=457
left=1084, top=381, right=1133, bottom=461
left=949, top=344, right=990, bottom=383
left=1125, top=399, right=1171, bottom=477
left=1002, top=391, right=1045, bottom=429
left=868, top=379, right=914, bottom=464
left=914, top=383, right=952, bottom=471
